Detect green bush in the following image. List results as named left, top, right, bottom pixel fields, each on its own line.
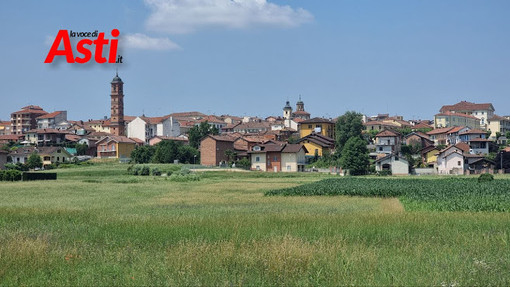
left=179, top=167, right=191, bottom=176
left=140, top=166, right=150, bottom=176
left=478, top=173, right=494, bottom=182
left=151, top=168, right=161, bottom=176
left=376, top=170, right=392, bottom=176
left=2, top=170, right=22, bottom=181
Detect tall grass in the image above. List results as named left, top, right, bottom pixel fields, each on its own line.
left=1, top=165, right=510, bottom=285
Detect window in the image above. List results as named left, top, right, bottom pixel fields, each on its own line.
left=274, top=156, right=277, bottom=161
left=287, top=165, right=291, bottom=171
left=256, top=166, right=260, bottom=170
left=379, top=147, right=383, bottom=151
left=458, top=161, right=461, bottom=166
left=256, top=156, right=260, bottom=162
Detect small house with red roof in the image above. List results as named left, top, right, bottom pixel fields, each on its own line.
left=248, top=143, right=307, bottom=172
left=375, top=129, right=401, bottom=154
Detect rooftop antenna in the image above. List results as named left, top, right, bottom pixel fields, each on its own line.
left=115, top=67, right=118, bottom=77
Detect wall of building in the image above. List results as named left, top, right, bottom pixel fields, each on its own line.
left=251, top=153, right=267, bottom=171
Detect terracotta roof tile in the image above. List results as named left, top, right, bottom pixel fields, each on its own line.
left=440, top=101, right=495, bottom=113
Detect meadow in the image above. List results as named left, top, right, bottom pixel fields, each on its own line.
left=0, top=163, right=510, bottom=286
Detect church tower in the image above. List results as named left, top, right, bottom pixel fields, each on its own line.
left=110, top=72, right=125, bottom=136
left=283, top=101, right=292, bottom=120
left=296, top=95, right=305, bottom=112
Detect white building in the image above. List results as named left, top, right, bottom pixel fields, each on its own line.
left=127, top=116, right=180, bottom=144
left=375, top=154, right=409, bottom=175
left=36, top=111, right=70, bottom=130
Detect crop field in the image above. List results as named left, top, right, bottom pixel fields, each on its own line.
left=1, top=163, right=510, bottom=286
left=266, top=177, right=510, bottom=212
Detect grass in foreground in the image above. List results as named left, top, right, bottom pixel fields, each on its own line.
left=0, top=164, right=509, bottom=285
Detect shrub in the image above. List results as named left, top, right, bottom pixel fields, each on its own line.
left=179, top=167, right=191, bottom=176
left=376, top=170, right=392, bottom=176
left=151, top=168, right=161, bottom=176
left=3, top=170, right=22, bottom=181
left=140, top=166, right=150, bottom=176
left=44, top=164, right=57, bottom=170
left=478, top=173, right=494, bottom=182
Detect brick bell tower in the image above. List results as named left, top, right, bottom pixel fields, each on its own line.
left=110, top=71, right=125, bottom=136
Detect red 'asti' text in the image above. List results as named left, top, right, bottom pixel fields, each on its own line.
left=44, top=29, right=120, bottom=64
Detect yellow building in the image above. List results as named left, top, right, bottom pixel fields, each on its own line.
left=37, top=146, right=72, bottom=167
left=487, top=115, right=510, bottom=139
left=434, top=112, right=480, bottom=129
left=420, top=145, right=440, bottom=167
left=299, top=117, right=335, bottom=139
left=85, top=119, right=111, bottom=133
left=96, top=136, right=139, bottom=159
left=296, top=133, right=335, bottom=157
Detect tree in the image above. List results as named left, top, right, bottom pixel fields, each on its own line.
left=131, top=145, right=156, bottom=164
left=496, top=132, right=502, bottom=140
left=188, top=121, right=220, bottom=149
left=27, top=152, right=43, bottom=169
left=339, top=137, right=369, bottom=175
left=335, top=111, right=364, bottom=155
left=506, top=131, right=510, bottom=140
left=152, top=140, right=180, bottom=163
left=76, top=143, right=88, bottom=156
left=224, top=149, right=237, bottom=164
left=178, top=145, right=199, bottom=164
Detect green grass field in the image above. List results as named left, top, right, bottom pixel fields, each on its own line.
left=1, top=163, right=510, bottom=286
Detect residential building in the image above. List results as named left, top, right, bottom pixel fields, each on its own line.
left=8, top=146, right=36, bottom=164
left=84, top=119, right=111, bottom=133
left=487, top=115, right=510, bottom=139
left=296, top=133, right=335, bottom=157
left=436, top=144, right=468, bottom=175
left=11, top=105, right=48, bottom=135
left=375, top=130, right=401, bottom=155
left=440, top=101, right=495, bottom=128
left=404, top=132, right=433, bottom=149
left=127, top=115, right=180, bottom=144
left=363, top=121, right=400, bottom=131
left=249, top=143, right=307, bottom=172
left=25, top=129, right=69, bottom=146
left=427, top=127, right=455, bottom=146
left=200, top=135, right=237, bottom=166
left=434, top=112, right=480, bottom=129
left=420, top=145, right=440, bottom=167
left=96, top=136, right=138, bottom=159
left=36, top=111, right=69, bottom=129
left=0, top=135, right=22, bottom=145
left=446, top=126, right=469, bottom=145
left=299, top=117, right=335, bottom=138
left=233, top=122, right=271, bottom=134
left=375, top=153, right=409, bottom=175
left=37, top=146, right=72, bottom=167
left=0, top=121, right=12, bottom=135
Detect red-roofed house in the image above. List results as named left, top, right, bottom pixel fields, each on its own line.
left=440, top=101, right=495, bottom=128
left=375, top=130, right=401, bottom=154
left=200, top=134, right=238, bottom=166
left=126, top=115, right=180, bottom=144
left=248, top=143, right=307, bottom=172
left=36, top=111, right=69, bottom=130
left=11, top=105, right=48, bottom=135
left=488, top=115, right=510, bottom=139
left=0, top=121, right=12, bottom=136
left=434, top=111, right=480, bottom=129
left=96, top=136, right=140, bottom=159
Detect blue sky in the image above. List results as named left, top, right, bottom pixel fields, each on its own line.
left=1, top=0, right=510, bottom=121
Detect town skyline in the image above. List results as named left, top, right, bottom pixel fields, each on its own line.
left=2, top=1, right=510, bottom=121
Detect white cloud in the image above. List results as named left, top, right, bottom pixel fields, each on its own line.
left=144, top=0, right=313, bottom=34
left=122, top=33, right=181, bottom=50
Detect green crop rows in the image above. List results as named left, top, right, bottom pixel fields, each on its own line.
left=266, top=177, right=510, bottom=212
